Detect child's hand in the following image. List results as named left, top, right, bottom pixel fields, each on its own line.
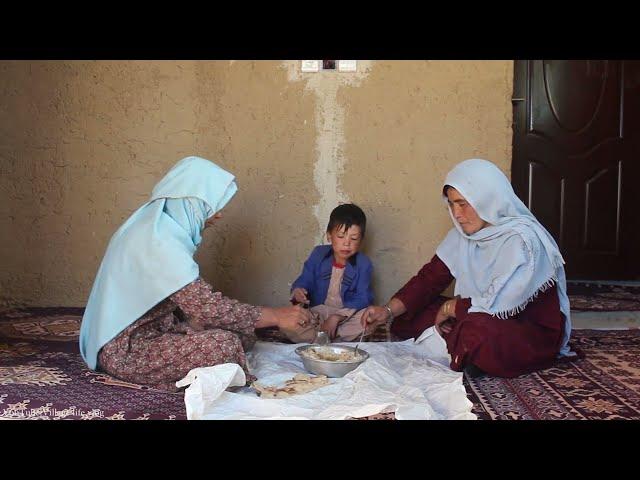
left=291, top=288, right=309, bottom=305
left=321, top=314, right=343, bottom=340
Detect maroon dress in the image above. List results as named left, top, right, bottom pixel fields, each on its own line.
left=390, top=255, right=566, bottom=377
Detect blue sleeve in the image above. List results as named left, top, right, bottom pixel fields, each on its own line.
left=291, top=249, right=317, bottom=294
left=344, top=259, right=374, bottom=310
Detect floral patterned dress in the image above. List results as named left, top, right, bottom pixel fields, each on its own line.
left=98, top=278, right=262, bottom=391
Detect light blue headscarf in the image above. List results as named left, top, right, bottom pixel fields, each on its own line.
left=435, top=159, right=574, bottom=358
left=79, top=156, right=238, bottom=370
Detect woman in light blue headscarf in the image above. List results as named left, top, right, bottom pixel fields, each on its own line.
left=361, top=159, right=578, bottom=379
left=79, top=156, right=310, bottom=391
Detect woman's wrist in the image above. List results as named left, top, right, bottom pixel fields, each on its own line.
left=383, top=304, right=394, bottom=322
left=444, top=299, right=456, bottom=318
left=256, top=307, right=277, bottom=328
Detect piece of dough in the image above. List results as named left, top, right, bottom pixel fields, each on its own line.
left=253, top=373, right=330, bottom=398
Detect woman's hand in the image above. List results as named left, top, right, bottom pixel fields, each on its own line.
left=360, top=305, right=392, bottom=333
left=291, top=288, right=309, bottom=305
left=275, top=305, right=312, bottom=331
left=435, top=299, right=457, bottom=335
left=257, top=305, right=311, bottom=330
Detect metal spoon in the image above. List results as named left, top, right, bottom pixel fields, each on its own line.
left=353, top=328, right=366, bottom=357
left=314, top=331, right=330, bottom=345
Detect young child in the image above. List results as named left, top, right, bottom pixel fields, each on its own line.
left=284, top=203, right=374, bottom=343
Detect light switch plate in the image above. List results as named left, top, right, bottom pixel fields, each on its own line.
left=301, top=60, right=320, bottom=72
left=338, top=60, right=357, bottom=72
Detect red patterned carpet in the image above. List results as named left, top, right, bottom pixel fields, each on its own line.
left=1, top=307, right=639, bottom=420
left=465, top=329, right=640, bottom=419
left=0, top=308, right=185, bottom=420
left=567, top=284, right=640, bottom=312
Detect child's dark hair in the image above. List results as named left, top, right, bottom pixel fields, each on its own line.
left=326, top=203, right=367, bottom=238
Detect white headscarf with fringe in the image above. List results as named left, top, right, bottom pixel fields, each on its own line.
left=435, top=159, right=573, bottom=357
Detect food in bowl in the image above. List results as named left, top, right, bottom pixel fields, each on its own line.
left=295, top=345, right=369, bottom=377
left=302, top=346, right=364, bottom=362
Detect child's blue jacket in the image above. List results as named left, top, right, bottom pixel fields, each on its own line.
left=291, top=245, right=374, bottom=310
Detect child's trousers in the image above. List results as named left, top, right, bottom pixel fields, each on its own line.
left=281, top=305, right=366, bottom=343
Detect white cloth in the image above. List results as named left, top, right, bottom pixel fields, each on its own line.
left=414, top=326, right=452, bottom=367
left=177, top=340, right=476, bottom=420
left=435, top=159, right=573, bottom=357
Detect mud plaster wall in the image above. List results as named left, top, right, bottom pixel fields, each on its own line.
left=0, top=60, right=513, bottom=308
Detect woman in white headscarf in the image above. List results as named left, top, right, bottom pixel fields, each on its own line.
left=362, top=159, right=577, bottom=378
left=79, top=156, right=310, bottom=391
